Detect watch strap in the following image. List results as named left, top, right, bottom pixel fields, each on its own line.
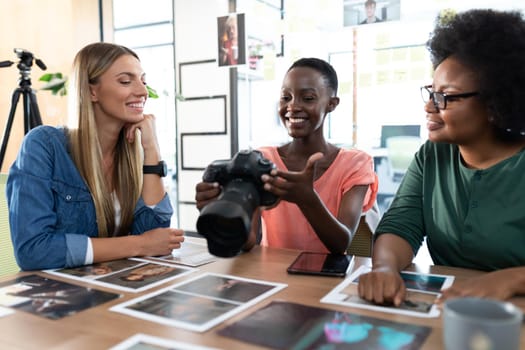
left=143, top=160, right=167, bottom=177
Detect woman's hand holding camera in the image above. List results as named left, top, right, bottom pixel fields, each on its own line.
left=195, top=182, right=221, bottom=210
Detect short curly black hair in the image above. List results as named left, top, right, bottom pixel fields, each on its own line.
left=427, top=9, right=525, bottom=138
left=288, top=57, right=338, bottom=96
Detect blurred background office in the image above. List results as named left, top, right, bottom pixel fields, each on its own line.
left=0, top=0, right=522, bottom=233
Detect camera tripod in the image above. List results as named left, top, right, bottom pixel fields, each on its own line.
left=0, top=49, right=46, bottom=169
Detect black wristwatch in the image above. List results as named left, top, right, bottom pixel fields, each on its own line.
left=143, top=160, right=168, bottom=177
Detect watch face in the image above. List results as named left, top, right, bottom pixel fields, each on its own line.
left=160, top=161, right=168, bottom=176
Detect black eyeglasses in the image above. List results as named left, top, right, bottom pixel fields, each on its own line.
left=420, top=85, right=479, bottom=111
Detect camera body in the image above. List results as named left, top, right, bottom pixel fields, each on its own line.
left=202, top=149, right=277, bottom=206
left=197, top=149, right=278, bottom=257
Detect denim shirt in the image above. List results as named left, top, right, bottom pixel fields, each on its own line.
left=6, top=125, right=173, bottom=270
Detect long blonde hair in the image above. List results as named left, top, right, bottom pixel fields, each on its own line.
left=68, top=42, right=142, bottom=237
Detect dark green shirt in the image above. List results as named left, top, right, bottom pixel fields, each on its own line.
left=376, top=141, right=525, bottom=271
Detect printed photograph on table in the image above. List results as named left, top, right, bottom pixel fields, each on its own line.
left=110, top=272, right=287, bottom=332
left=148, top=241, right=216, bottom=267
left=46, top=259, right=195, bottom=293
left=49, top=259, right=144, bottom=279
left=351, top=269, right=454, bottom=294
left=339, top=284, right=435, bottom=315
left=321, top=265, right=454, bottom=318
left=217, top=13, right=246, bottom=67
left=110, top=333, right=221, bottom=350
left=398, top=271, right=453, bottom=294
left=218, top=300, right=431, bottom=350
left=0, top=274, right=119, bottom=320
left=0, top=306, right=14, bottom=318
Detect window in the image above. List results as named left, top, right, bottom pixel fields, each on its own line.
left=112, top=0, right=178, bottom=225
left=112, top=0, right=176, bottom=171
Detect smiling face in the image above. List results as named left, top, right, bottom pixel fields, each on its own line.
left=278, top=66, right=337, bottom=140
left=425, top=57, right=491, bottom=145
left=89, top=54, right=148, bottom=128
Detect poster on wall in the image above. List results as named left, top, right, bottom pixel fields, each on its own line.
left=344, top=0, right=401, bottom=26
left=217, top=13, right=246, bottom=67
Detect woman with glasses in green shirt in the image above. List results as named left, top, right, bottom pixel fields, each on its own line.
left=358, top=9, right=525, bottom=306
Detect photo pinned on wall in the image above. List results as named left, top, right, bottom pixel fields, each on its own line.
left=343, top=0, right=401, bottom=27
left=217, top=13, right=246, bottom=67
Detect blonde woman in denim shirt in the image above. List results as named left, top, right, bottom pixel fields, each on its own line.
left=6, top=42, right=184, bottom=270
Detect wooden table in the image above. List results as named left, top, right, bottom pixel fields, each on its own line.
left=0, top=243, right=523, bottom=349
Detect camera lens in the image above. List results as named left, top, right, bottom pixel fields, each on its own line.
left=197, top=209, right=249, bottom=257
left=196, top=150, right=278, bottom=257
left=197, top=181, right=259, bottom=257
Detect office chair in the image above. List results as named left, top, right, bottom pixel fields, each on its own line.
left=347, top=202, right=380, bottom=257
left=380, top=125, right=421, bottom=148
left=385, top=136, right=421, bottom=182
left=0, top=173, right=19, bottom=276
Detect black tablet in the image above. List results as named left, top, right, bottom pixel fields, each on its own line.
left=286, top=252, right=352, bottom=277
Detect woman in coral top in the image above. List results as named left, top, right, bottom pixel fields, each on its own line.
left=196, top=57, right=378, bottom=254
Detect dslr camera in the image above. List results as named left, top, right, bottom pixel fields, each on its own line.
left=196, top=149, right=278, bottom=257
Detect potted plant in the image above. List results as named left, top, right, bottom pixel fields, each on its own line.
left=39, top=72, right=162, bottom=98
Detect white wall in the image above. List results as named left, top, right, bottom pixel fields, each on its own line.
left=237, top=0, right=525, bottom=153
left=173, top=0, right=525, bottom=231
left=174, top=0, right=231, bottom=232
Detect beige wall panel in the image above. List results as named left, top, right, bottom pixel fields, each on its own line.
left=0, top=0, right=101, bottom=172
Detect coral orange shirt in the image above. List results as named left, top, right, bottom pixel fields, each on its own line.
left=258, top=146, right=378, bottom=253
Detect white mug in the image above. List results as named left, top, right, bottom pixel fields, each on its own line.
left=443, top=297, right=522, bottom=350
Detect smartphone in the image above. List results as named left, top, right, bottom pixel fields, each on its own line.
left=287, top=252, right=352, bottom=277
